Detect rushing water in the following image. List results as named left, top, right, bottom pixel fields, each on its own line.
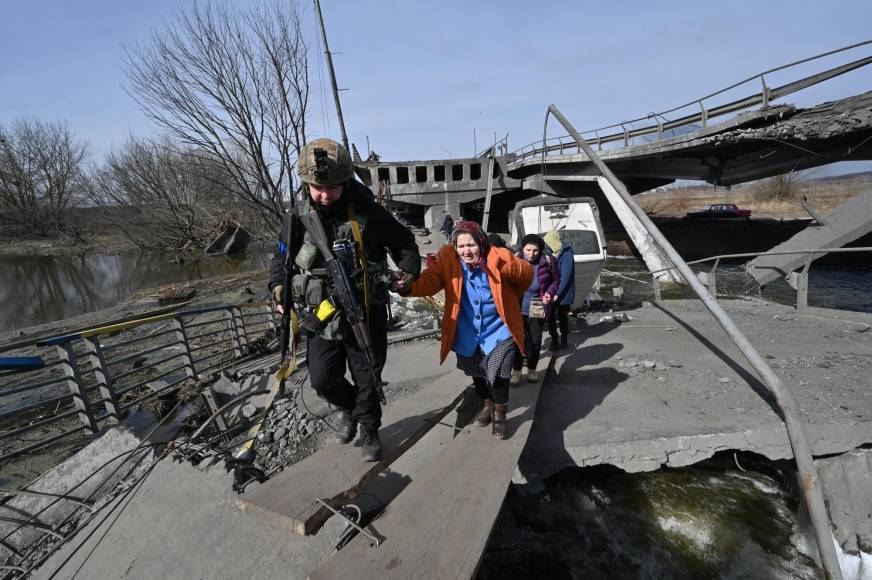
left=479, top=460, right=871, bottom=580
left=0, top=251, right=272, bottom=333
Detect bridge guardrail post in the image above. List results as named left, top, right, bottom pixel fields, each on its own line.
left=56, top=344, right=99, bottom=434
left=264, top=304, right=279, bottom=336
left=652, top=275, right=661, bottom=303
left=709, top=259, right=719, bottom=298
left=227, top=309, right=243, bottom=358
left=795, top=272, right=809, bottom=310
left=790, top=255, right=814, bottom=310
left=83, top=337, right=118, bottom=420
left=171, top=318, right=197, bottom=379
left=699, top=100, right=708, bottom=128
left=232, top=307, right=249, bottom=355
left=760, top=75, right=771, bottom=108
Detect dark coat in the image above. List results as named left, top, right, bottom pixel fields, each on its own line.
left=269, top=180, right=421, bottom=292
left=554, top=243, right=576, bottom=306
left=518, top=252, right=561, bottom=317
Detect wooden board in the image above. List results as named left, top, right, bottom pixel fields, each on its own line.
left=309, top=355, right=551, bottom=580
left=235, top=366, right=470, bottom=536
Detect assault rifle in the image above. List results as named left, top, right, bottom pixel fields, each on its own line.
left=299, top=211, right=385, bottom=403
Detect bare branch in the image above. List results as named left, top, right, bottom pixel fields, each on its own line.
left=122, top=0, right=309, bottom=235
left=0, top=119, right=87, bottom=234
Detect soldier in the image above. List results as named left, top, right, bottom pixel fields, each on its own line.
left=269, top=138, right=421, bottom=461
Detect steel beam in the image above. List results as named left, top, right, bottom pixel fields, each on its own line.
left=547, top=103, right=844, bottom=580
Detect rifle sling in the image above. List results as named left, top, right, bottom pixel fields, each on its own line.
left=347, top=202, right=370, bottom=320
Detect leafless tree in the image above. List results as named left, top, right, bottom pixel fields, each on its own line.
left=0, top=118, right=88, bottom=234
left=86, top=136, right=238, bottom=250
left=123, top=1, right=309, bottom=236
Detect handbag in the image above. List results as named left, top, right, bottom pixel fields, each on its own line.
left=528, top=296, right=546, bottom=319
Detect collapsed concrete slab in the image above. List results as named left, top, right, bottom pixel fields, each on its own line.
left=521, top=299, right=872, bottom=479
left=817, top=449, right=872, bottom=555
left=0, top=425, right=155, bottom=553
left=747, top=187, right=872, bottom=286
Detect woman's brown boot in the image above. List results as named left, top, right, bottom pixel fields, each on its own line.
left=492, top=404, right=508, bottom=439
left=475, top=399, right=494, bottom=427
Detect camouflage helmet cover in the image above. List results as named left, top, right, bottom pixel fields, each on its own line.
left=297, top=138, right=353, bottom=185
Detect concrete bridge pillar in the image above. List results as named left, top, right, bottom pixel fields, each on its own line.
left=596, top=177, right=684, bottom=283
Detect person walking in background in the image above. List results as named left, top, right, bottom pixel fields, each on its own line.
left=394, top=221, right=532, bottom=439
left=544, top=230, right=575, bottom=351
left=511, top=234, right=560, bottom=384
left=441, top=213, right=454, bottom=240
left=487, top=232, right=507, bottom=249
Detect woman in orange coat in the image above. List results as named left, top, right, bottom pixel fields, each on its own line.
left=395, top=221, right=532, bottom=439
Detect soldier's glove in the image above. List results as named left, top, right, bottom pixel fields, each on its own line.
left=272, top=284, right=284, bottom=304
left=389, top=270, right=415, bottom=296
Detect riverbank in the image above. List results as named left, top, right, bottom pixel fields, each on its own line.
left=0, top=231, right=137, bottom=257
left=0, top=267, right=271, bottom=349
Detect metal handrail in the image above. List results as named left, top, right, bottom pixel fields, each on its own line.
left=513, top=41, right=871, bottom=161
left=546, top=104, right=843, bottom=579
left=0, top=301, right=278, bottom=464
left=650, top=246, right=872, bottom=275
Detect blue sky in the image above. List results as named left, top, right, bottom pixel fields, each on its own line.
left=2, top=1, right=870, bottom=174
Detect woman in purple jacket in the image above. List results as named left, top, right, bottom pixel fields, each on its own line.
left=511, top=233, right=560, bottom=384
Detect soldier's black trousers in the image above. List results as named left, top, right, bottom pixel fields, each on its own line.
left=306, top=303, right=387, bottom=429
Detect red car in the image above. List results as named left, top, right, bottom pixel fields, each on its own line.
left=686, top=203, right=752, bottom=219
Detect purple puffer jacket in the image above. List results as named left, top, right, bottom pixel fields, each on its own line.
left=518, top=252, right=561, bottom=317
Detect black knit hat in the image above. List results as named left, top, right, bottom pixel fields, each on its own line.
left=519, top=233, right=545, bottom=252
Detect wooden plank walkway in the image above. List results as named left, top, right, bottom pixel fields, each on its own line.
left=309, top=355, right=551, bottom=580
left=235, top=366, right=470, bottom=536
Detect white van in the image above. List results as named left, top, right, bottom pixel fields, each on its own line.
left=509, top=196, right=607, bottom=308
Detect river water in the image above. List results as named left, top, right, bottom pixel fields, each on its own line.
left=479, top=459, right=872, bottom=579
left=0, top=250, right=272, bottom=333
left=3, top=253, right=868, bottom=336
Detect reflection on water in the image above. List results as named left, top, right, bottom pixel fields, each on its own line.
left=0, top=251, right=272, bottom=332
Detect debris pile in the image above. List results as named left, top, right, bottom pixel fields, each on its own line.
left=252, top=386, right=332, bottom=473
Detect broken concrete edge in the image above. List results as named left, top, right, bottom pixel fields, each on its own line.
left=0, top=415, right=168, bottom=553
left=816, top=449, right=872, bottom=555
left=521, top=422, right=872, bottom=478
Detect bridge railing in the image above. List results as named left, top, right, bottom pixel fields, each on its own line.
left=0, top=302, right=278, bottom=464
left=512, top=40, right=872, bottom=163
left=648, top=246, right=872, bottom=311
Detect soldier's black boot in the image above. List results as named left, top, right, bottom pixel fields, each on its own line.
left=334, top=410, right=357, bottom=445
left=560, top=335, right=569, bottom=350
left=359, top=424, right=383, bottom=462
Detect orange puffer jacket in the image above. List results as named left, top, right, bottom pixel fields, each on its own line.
left=407, top=244, right=533, bottom=363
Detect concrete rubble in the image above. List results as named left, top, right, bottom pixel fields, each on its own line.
left=816, top=449, right=872, bottom=555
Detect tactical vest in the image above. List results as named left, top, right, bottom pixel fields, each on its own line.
left=291, top=198, right=388, bottom=341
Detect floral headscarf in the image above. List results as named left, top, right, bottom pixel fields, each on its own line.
left=451, top=220, right=490, bottom=257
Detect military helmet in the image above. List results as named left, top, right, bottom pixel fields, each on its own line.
left=297, top=138, right=353, bottom=185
